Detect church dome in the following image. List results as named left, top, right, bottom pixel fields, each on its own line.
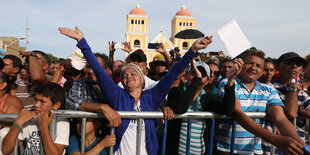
left=175, top=5, right=192, bottom=16
left=129, top=4, right=146, bottom=15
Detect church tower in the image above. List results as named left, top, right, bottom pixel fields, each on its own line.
left=170, top=5, right=196, bottom=53
left=126, top=4, right=149, bottom=50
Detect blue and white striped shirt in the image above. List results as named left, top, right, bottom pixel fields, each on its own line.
left=215, top=78, right=283, bottom=154
left=178, top=87, right=206, bottom=155
left=262, top=78, right=310, bottom=155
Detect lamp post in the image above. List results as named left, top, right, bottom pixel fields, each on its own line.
left=4, top=37, right=26, bottom=52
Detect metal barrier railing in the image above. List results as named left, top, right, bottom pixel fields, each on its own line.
left=0, top=110, right=306, bottom=155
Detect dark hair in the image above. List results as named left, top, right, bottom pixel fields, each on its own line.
left=94, top=53, right=109, bottom=68
left=33, top=50, right=51, bottom=66
left=220, top=58, right=234, bottom=68
left=35, top=82, right=65, bottom=106
left=3, top=55, right=22, bottom=70
left=207, top=62, right=220, bottom=69
left=305, top=54, right=310, bottom=66
left=265, top=59, right=274, bottom=64
left=0, top=71, right=11, bottom=93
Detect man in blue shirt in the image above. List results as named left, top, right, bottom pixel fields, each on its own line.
left=216, top=51, right=305, bottom=155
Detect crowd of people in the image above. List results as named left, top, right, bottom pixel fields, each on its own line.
left=0, top=26, right=309, bottom=155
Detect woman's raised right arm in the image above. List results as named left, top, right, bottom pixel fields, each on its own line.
left=58, top=27, right=121, bottom=107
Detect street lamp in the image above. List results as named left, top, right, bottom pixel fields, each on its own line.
left=4, top=37, right=26, bottom=51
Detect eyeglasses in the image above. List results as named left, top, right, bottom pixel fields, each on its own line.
left=284, top=60, right=303, bottom=67
left=210, top=70, right=220, bottom=75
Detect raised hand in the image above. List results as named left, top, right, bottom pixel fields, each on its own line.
left=227, top=58, right=243, bottom=86
left=122, top=42, right=132, bottom=53
left=191, top=36, right=213, bottom=53
left=155, top=43, right=166, bottom=54
left=218, top=51, right=227, bottom=58
left=58, top=26, right=84, bottom=42
left=191, top=59, right=202, bottom=78
left=109, top=41, right=116, bottom=53
left=19, top=51, right=33, bottom=58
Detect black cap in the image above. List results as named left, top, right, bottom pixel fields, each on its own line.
left=276, top=52, right=305, bottom=64
left=127, top=49, right=147, bottom=62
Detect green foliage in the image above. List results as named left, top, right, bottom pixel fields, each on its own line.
left=46, top=53, right=58, bottom=63
left=198, top=52, right=206, bottom=61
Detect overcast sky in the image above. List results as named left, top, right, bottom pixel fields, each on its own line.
left=1, top=0, right=309, bottom=61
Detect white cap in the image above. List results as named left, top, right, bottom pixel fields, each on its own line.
left=69, top=48, right=86, bottom=70
left=194, top=61, right=210, bottom=78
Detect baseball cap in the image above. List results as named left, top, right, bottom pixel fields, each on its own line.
left=276, top=52, right=305, bottom=64
left=127, top=49, right=147, bottom=62
left=69, top=48, right=86, bottom=70
left=194, top=61, right=210, bottom=78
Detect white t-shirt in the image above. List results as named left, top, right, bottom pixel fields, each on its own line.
left=118, top=75, right=158, bottom=90
left=18, top=117, right=70, bottom=155
left=115, top=100, right=148, bottom=155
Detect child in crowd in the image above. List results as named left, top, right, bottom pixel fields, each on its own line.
left=68, top=118, right=116, bottom=155
left=1, top=82, right=69, bottom=155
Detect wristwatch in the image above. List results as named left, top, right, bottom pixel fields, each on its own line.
left=29, top=52, right=37, bottom=58
left=286, top=86, right=298, bottom=92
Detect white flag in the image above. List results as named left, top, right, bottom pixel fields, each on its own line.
left=217, top=19, right=251, bottom=58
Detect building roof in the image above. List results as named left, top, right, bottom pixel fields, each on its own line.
left=175, top=5, right=192, bottom=16
left=129, top=4, right=147, bottom=15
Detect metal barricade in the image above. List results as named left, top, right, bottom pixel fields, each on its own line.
left=0, top=110, right=307, bottom=155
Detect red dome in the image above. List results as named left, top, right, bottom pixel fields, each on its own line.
left=129, top=4, right=146, bottom=15
left=176, top=5, right=192, bottom=16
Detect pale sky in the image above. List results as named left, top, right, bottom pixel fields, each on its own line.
left=1, top=0, right=310, bottom=61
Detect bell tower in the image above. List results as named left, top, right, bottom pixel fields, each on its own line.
left=170, top=5, right=197, bottom=53
left=126, top=4, right=149, bottom=50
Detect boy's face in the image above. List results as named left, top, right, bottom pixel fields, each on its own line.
left=34, top=93, right=59, bottom=113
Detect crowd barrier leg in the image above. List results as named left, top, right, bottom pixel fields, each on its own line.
left=208, top=118, right=215, bottom=155
left=81, top=118, right=86, bottom=154
left=271, top=123, right=276, bottom=155
left=186, top=119, right=192, bottom=155
left=13, top=138, right=18, bottom=155
left=230, top=122, right=236, bottom=155
left=49, top=117, right=57, bottom=141
left=109, top=128, right=115, bottom=155
left=161, top=120, right=168, bottom=155
left=136, top=119, right=142, bottom=155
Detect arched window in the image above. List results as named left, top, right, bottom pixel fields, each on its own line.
left=138, top=20, right=140, bottom=24
left=182, top=42, right=188, bottom=50
left=131, top=20, right=134, bottom=24
left=183, top=22, right=185, bottom=26
left=186, top=22, right=189, bottom=26
left=135, top=20, right=137, bottom=24
left=190, top=23, right=192, bottom=26
left=134, top=40, right=140, bottom=48
left=142, top=20, right=144, bottom=24
left=179, top=22, right=182, bottom=26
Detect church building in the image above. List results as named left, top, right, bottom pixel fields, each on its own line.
left=125, top=4, right=197, bottom=64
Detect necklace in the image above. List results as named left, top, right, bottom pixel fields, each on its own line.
left=240, top=84, right=253, bottom=104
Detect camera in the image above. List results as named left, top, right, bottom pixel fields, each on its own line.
left=148, top=43, right=160, bottom=49
left=114, top=43, right=124, bottom=49
left=209, top=52, right=219, bottom=55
